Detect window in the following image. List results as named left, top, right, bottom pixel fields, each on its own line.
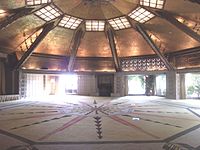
left=155, top=74, right=166, bottom=96
left=85, top=20, right=105, bottom=31
left=140, top=0, right=165, bottom=9
left=34, top=4, right=62, bottom=21
left=108, top=16, right=131, bottom=30
left=128, top=7, right=155, bottom=23
left=59, top=15, right=83, bottom=30
left=185, top=73, right=200, bottom=99
left=26, top=0, right=52, bottom=6
left=128, top=75, right=146, bottom=95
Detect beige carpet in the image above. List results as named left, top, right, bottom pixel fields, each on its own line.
left=0, top=96, right=200, bottom=150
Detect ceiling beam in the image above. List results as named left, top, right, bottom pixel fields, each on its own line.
left=106, top=27, right=121, bottom=72
left=135, top=24, right=174, bottom=71
left=0, top=5, right=46, bottom=30
left=154, top=10, right=200, bottom=42
left=68, top=28, right=85, bottom=72
left=187, top=0, right=200, bottom=4
left=14, top=21, right=56, bottom=70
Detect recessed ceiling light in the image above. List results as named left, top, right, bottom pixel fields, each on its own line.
left=140, top=0, right=165, bottom=9
left=34, top=4, right=62, bottom=21
left=26, top=0, right=52, bottom=6
left=132, top=117, right=140, bottom=121
left=108, top=16, right=131, bottom=30
left=86, top=20, right=105, bottom=31
left=59, top=15, right=83, bottom=30
left=128, top=7, right=155, bottom=23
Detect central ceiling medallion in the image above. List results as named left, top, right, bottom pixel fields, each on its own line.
left=83, top=0, right=115, bottom=5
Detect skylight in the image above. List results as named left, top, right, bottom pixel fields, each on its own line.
left=140, top=0, right=165, bottom=9
left=128, top=7, right=155, bottom=23
left=26, top=0, right=52, bottom=6
left=85, top=20, right=105, bottom=31
left=59, top=15, right=83, bottom=30
left=108, top=16, right=131, bottom=30
left=34, top=4, right=62, bottom=21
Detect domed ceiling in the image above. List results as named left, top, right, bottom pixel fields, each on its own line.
left=0, top=0, right=200, bottom=72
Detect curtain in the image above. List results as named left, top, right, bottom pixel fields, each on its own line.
left=0, top=60, right=5, bottom=95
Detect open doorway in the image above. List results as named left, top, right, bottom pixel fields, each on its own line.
left=185, top=73, right=200, bottom=99
left=155, top=74, right=166, bottom=96
left=23, top=73, right=78, bottom=98
left=128, top=75, right=145, bottom=95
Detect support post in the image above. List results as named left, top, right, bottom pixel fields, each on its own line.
left=135, top=24, right=174, bottom=70
left=14, top=21, right=56, bottom=70
left=106, top=27, right=121, bottom=72
left=68, top=28, right=85, bottom=72
left=154, top=10, right=200, bottom=42
left=0, top=6, right=44, bottom=30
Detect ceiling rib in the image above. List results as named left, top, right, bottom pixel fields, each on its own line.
left=14, top=21, right=57, bottom=70
left=154, top=9, right=200, bottom=43
left=106, top=26, right=121, bottom=72
left=68, top=27, right=85, bottom=72
left=0, top=5, right=47, bottom=30
left=135, top=23, right=174, bottom=71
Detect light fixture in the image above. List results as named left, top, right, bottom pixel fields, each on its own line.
left=26, top=0, right=52, bottom=6
left=59, top=15, right=83, bottom=30
left=34, top=4, right=62, bottom=21
left=128, top=7, right=155, bottom=23
left=85, top=20, right=105, bottom=31
left=0, top=9, right=7, bottom=18
left=108, top=16, right=131, bottom=30
left=140, top=0, right=165, bottom=9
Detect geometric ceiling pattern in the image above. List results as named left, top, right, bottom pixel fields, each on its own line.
left=0, top=0, right=200, bottom=72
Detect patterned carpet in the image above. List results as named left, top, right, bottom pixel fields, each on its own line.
left=0, top=96, right=200, bottom=150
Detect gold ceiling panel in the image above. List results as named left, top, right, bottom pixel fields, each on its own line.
left=0, top=15, right=44, bottom=53
left=0, top=0, right=24, bottom=9
left=74, top=59, right=115, bottom=72
left=77, top=32, right=112, bottom=57
left=54, top=0, right=138, bottom=19
left=35, top=27, right=74, bottom=56
left=22, top=55, right=67, bottom=71
left=115, top=28, right=155, bottom=57
left=165, top=0, right=200, bottom=14
left=144, top=17, right=200, bottom=53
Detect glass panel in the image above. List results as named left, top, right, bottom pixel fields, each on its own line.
left=185, top=73, right=200, bottom=99
left=155, top=74, right=166, bottom=96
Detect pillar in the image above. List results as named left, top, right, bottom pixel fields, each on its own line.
left=166, top=71, right=181, bottom=99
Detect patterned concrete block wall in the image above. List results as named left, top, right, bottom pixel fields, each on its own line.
left=166, top=71, right=183, bottom=99
left=77, top=75, right=98, bottom=96
left=112, top=74, right=127, bottom=97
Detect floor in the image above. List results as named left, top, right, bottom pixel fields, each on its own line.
left=0, top=96, right=200, bottom=150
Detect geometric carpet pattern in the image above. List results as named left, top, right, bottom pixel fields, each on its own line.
left=0, top=96, right=200, bottom=150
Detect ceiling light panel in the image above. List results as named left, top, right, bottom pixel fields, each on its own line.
left=86, top=20, right=105, bottom=31
left=26, top=0, right=52, bottom=6
left=34, top=4, right=62, bottom=21
left=108, top=17, right=131, bottom=30
left=128, top=7, right=155, bottom=23
left=59, top=15, right=83, bottom=30
left=140, top=0, right=165, bottom=9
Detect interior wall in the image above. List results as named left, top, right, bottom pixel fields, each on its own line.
left=0, top=59, right=6, bottom=95
left=77, top=75, right=98, bottom=96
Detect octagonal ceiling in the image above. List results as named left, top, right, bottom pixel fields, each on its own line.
left=0, top=0, right=200, bottom=72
